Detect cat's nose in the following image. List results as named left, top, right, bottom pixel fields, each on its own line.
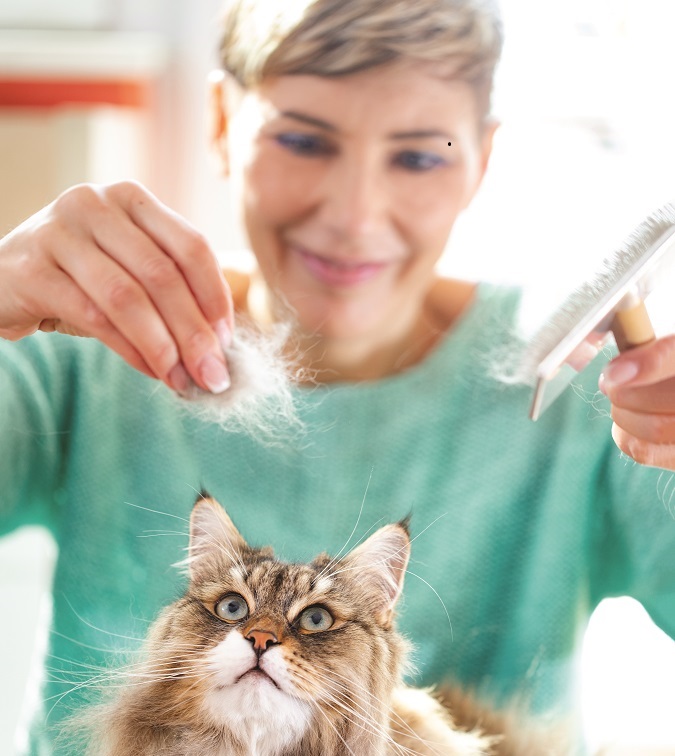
left=245, top=629, right=278, bottom=653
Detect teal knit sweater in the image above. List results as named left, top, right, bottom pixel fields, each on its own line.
left=2, top=283, right=674, bottom=754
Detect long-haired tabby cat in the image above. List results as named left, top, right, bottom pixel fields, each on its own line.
left=67, top=494, right=562, bottom=755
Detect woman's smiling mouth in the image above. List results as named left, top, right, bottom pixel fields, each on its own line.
left=292, top=245, right=392, bottom=287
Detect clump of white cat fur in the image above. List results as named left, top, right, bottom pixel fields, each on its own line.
left=174, top=318, right=304, bottom=443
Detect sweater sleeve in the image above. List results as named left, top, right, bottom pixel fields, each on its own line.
left=0, top=333, right=74, bottom=536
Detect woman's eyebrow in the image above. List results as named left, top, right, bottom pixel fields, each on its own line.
left=278, top=110, right=337, bottom=132
left=388, top=128, right=452, bottom=141
left=277, top=111, right=453, bottom=142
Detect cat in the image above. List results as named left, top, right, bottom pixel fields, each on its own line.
left=66, top=494, right=563, bottom=755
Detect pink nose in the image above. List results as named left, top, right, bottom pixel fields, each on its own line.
left=246, top=630, right=278, bottom=653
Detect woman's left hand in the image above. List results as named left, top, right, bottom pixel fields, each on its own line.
left=599, top=336, right=675, bottom=470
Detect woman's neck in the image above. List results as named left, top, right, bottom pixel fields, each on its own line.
left=290, top=310, right=445, bottom=383
left=228, top=268, right=475, bottom=383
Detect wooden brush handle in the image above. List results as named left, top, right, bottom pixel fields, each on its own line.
left=611, top=300, right=655, bottom=352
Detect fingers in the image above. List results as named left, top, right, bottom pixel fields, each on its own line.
left=600, top=337, right=675, bottom=470
left=611, top=406, right=675, bottom=443
left=611, top=422, right=675, bottom=470
left=50, top=183, right=233, bottom=393
left=35, top=268, right=157, bottom=380
left=113, top=183, right=235, bottom=334
left=600, top=375, right=675, bottom=414
left=0, top=181, right=236, bottom=393
left=601, top=335, right=675, bottom=389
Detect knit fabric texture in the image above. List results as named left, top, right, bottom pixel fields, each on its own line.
left=2, top=282, right=675, bottom=754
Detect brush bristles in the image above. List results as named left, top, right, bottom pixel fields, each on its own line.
left=498, top=201, right=675, bottom=386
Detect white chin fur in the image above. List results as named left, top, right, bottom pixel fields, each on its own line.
left=203, top=632, right=312, bottom=755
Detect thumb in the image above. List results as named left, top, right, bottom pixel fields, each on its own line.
left=601, top=335, right=675, bottom=389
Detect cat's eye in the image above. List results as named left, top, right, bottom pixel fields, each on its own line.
left=298, top=606, right=334, bottom=633
left=215, top=593, right=249, bottom=622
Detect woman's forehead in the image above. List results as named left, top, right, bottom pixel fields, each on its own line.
left=243, top=66, right=479, bottom=134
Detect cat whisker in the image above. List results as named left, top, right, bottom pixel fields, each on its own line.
left=291, top=663, right=423, bottom=756
left=314, top=468, right=373, bottom=582
left=61, top=596, right=147, bottom=644
left=318, top=558, right=455, bottom=642
left=403, top=568, right=454, bottom=642
left=308, top=661, right=426, bottom=749
left=305, top=681, right=420, bottom=756
left=322, top=509, right=447, bottom=584
left=49, top=630, right=146, bottom=654
left=182, top=521, right=249, bottom=577
left=313, top=665, right=471, bottom=756
left=125, top=500, right=190, bottom=526
left=125, top=499, right=248, bottom=566
left=304, top=695, right=359, bottom=756
left=45, top=654, right=217, bottom=714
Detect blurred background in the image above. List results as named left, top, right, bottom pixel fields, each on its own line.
left=1, top=0, right=675, bottom=753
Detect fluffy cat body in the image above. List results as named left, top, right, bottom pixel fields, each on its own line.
left=69, top=496, right=496, bottom=755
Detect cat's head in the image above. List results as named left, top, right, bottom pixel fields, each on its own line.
left=146, top=493, right=411, bottom=750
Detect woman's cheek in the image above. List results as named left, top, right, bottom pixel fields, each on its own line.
left=246, top=147, right=323, bottom=222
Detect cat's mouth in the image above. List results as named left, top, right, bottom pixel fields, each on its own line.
left=234, top=665, right=280, bottom=689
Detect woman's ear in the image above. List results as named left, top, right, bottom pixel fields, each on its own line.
left=207, top=69, right=230, bottom=176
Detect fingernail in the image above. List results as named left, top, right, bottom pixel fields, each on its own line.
left=168, top=363, right=190, bottom=394
left=214, top=318, right=232, bottom=352
left=604, top=360, right=639, bottom=386
left=199, top=353, right=231, bottom=394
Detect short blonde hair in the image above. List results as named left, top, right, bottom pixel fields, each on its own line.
left=218, top=0, right=503, bottom=119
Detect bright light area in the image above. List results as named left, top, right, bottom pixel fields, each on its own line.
left=441, top=0, right=675, bottom=315
left=582, top=597, right=675, bottom=752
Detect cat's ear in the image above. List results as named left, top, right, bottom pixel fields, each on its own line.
left=342, top=521, right=410, bottom=627
left=188, top=494, right=248, bottom=581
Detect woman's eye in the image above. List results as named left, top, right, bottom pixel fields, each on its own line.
left=298, top=606, right=334, bottom=632
left=215, top=593, right=249, bottom=622
left=275, top=132, right=333, bottom=157
left=394, top=150, right=445, bottom=172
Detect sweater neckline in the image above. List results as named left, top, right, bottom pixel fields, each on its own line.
left=294, top=281, right=509, bottom=397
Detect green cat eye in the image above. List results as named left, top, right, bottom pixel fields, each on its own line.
left=215, top=593, right=249, bottom=622
left=298, top=605, right=334, bottom=632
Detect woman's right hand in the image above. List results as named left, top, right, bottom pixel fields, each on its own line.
left=0, top=181, right=234, bottom=394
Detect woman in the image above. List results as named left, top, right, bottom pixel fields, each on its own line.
left=1, top=1, right=674, bottom=753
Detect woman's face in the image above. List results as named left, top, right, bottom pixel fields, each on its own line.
left=214, top=63, right=495, bottom=342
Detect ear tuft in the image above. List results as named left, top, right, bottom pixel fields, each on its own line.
left=398, top=514, right=412, bottom=536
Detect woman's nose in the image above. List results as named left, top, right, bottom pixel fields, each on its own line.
left=320, top=156, right=388, bottom=240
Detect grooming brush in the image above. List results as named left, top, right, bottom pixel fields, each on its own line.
left=520, top=201, right=675, bottom=420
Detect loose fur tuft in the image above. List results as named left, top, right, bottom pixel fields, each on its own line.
left=171, top=317, right=307, bottom=446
